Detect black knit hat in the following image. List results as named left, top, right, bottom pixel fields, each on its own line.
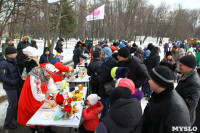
left=179, top=55, right=197, bottom=68
left=5, top=46, right=17, bottom=55
left=149, top=66, right=174, bottom=89
left=165, top=51, right=172, bottom=57
left=92, top=50, right=100, bottom=58
left=118, top=47, right=130, bottom=58
left=109, top=87, right=132, bottom=106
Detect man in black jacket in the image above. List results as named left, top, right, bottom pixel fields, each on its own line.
left=176, top=55, right=200, bottom=125
left=87, top=51, right=102, bottom=95
left=117, top=47, right=148, bottom=89
left=39, top=47, right=54, bottom=64
left=0, top=47, right=22, bottom=129
left=55, top=38, right=64, bottom=53
left=142, top=66, right=191, bottom=133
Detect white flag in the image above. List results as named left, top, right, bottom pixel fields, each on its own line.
left=48, top=0, right=59, bottom=3
left=86, top=5, right=105, bottom=21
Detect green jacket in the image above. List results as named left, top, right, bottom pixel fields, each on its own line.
left=196, top=51, right=200, bottom=66
left=1, top=43, right=14, bottom=55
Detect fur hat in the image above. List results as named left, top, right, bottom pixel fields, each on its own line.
left=22, top=46, right=39, bottom=57
left=109, top=87, right=132, bottom=106
left=131, top=89, right=144, bottom=101
left=179, top=55, right=197, bottom=68
left=43, top=64, right=59, bottom=76
left=5, top=46, right=17, bottom=55
left=115, top=67, right=129, bottom=79
left=149, top=66, right=174, bottom=89
left=118, top=47, right=130, bottom=58
left=87, top=94, right=101, bottom=106
left=54, top=53, right=64, bottom=60
left=115, top=78, right=135, bottom=94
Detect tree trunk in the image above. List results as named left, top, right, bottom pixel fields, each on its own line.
left=50, top=1, right=63, bottom=53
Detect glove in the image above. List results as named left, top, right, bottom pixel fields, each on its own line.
left=69, top=67, right=73, bottom=72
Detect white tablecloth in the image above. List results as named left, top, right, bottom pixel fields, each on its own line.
left=65, top=75, right=90, bottom=83
left=26, top=87, right=87, bottom=128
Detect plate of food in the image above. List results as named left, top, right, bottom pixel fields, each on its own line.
left=40, top=112, right=54, bottom=120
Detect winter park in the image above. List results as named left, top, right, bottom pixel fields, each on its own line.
left=0, top=0, right=200, bottom=133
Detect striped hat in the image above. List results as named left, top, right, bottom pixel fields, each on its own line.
left=149, top=66, right=174, bottom=89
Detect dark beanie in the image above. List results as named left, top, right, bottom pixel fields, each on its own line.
left=149, top=66, right=174, bottom=89
left=92, top=50, right=100, bottom=58
left=118, top=47, right=130, bottom=58
left=115, top=67, right=129, bottom=79
left=109, top=87, right=132, bottom=106
left=165, top=51, right=172, bottom=57
left=5, top=46, right=17, bottom=55
left=179, top=55, right=197, bottom=68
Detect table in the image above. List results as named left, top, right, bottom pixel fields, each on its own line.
left=27, top=87, right=87, bottom=133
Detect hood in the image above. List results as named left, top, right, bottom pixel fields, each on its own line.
left=50, top=57, right=60, bottom=65
left=109, top=98, right=142, bottom=127
left=87, top=101, right=103, bottom=114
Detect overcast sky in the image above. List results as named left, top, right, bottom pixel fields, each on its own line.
left=149, top=0, right=200, bottom=9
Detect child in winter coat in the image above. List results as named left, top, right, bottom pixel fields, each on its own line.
left=160, top=51, right=176, bottom=71
left=79, top=94, right=103, bottom=133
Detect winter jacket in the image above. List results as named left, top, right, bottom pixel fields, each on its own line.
left=55, top=40, right=63, bottom=53
left=129, top=47, right=137, bottom=54
left=97, top=57, right=117, bottom=97
left=172, top=50, right=180, bottom=64
left=50, top=58, right=69, bottom=82
left=73, top=46, right=87, bottom=63
left=144, top=51, right=160, bottom=72
left=0, top=55, right=22, bottom=90
left=39, top=53, right=54, bottom=64
left=82, top=101, right=103, bottom=131
left=117, top=56, right=148, bottom=88
left=196, top=51, right=200, bottom=66
left=175, top=69, right=200, bottom=124
left=17, top=41, right=31, bottom=52
left=160, top=57, right=176, bottom=71
left=87, top=59, right=103, bottom=84
left=1, top=43, right=15, bottom=55
left=142, top=89, right=191, bottom=133
left=86, top=43, right=92, bottom=54
left=24, top=57, right=39, bottom=74
left=99, top=98, right=142, bottom=133
left=164, top=43, right=169, bottom=52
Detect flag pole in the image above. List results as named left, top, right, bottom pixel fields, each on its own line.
left=92, top=0, right=95, bottom=46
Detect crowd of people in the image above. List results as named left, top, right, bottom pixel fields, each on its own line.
left=0, top=37, right=200, bottom=133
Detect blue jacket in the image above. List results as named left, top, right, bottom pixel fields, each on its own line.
left=0, top=55, right=22, bottom=90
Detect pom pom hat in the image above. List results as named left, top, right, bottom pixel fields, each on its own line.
left=87, top=94, right=101, bottom=106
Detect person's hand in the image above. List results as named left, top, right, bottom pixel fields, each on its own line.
left=49, top=100, right=57, bottom=107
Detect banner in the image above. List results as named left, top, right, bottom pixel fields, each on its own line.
left=86, top=5, right=105, bottom=21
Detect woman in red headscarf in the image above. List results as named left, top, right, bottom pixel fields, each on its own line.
left=17, top=64, right=59, bottom=132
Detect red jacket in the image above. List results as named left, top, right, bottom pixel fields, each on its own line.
left=82, top=101, right=103, bottom=131
left=51, top=58, right=69, bottom=82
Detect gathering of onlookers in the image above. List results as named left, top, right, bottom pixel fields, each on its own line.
left=1, top=37, right=200, bottom=133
